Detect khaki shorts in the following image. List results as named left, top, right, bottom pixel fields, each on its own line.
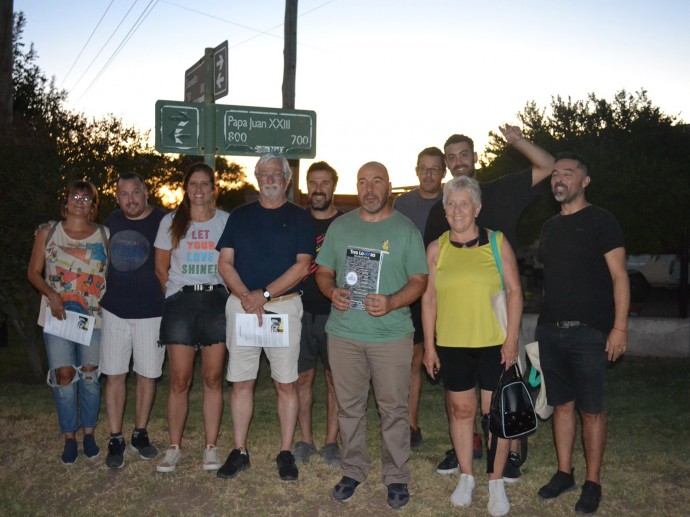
left=225, top=295, right=303, bottom=384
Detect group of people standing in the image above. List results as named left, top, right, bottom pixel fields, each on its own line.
left=28, top=123, right=629, bottom=516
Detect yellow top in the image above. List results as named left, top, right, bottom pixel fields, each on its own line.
left=435, top=230, right=505, bottom=348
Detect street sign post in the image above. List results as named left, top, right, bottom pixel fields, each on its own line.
left=184, top=40, right=228, bottom=103
left=155, top=100, right=316, bottom=159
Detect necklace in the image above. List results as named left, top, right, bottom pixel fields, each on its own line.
left=449, top=235, right=480, bottom=248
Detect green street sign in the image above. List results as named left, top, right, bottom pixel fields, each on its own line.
left=155, top=100, right=204, bottom=155
left=216, top=105, right=316, bottom=158
left=155, top=100, right=317, bottom=159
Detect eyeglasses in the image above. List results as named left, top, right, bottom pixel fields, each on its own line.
left=257, top=171, right=286, bottom=181
left=416, top=165, right=444, bottom=176
left=70, top=194, right=93, bottom=204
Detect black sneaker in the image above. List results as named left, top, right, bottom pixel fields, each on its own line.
left=575, top=480, right=602, bottom=514
left=387, top=483, right=410, bottom=510
left=106, top=437, right=126, bottom=469
left=436, top=448, right=459, bottom=474
left=130, top=430, right=157, bottom=460
left=276, top=450, right=298, bottom=481
left=410, top=426, right=423, bottom=448
left=333, top=476, right=361, bottom=502
left=503, top=451, right=522, bottom=484
left=538, top=469, right=576, bottom=500
left=217, top=449, right=250, bottom=479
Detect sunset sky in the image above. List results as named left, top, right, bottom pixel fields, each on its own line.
left=14, top=0, right=690, bottom=194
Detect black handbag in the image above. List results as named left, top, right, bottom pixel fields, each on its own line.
left=490, top=363, right=537, bottom=439
left=486, top=364, right=537, bottom=473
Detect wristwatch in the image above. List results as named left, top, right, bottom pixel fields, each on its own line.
left=262, top=287, right=271, bottom=301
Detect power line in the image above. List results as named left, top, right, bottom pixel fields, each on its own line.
left=77, top=0, right=160, bottom=101
left=60, top=0, right=115, bottom=88
left=161, top=0, right=338, bottom=50
left=68, top=0, right=141, bottom=93
left=71, top=0, right=337, bottom=102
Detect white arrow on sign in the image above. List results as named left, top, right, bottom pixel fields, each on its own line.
left=216, top=53, right=225, bottom=91
left=174, top=120, right=189, bottom=144
left=213, top=41, right=228, bottom=100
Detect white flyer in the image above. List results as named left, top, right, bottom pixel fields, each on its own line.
left=44, top=310, right=96, bottom=347
left=235, top=313, right=289, bottom=348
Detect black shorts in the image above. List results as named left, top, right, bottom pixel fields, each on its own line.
left=298, top=311, right=330, bottom=373
left=410, top=299, right=424, bottom=345
left=536, top=324, right=607, bottom=413
left=436, top=345, right=503, bottom=392
left=159, top=288, right=228, bottom=348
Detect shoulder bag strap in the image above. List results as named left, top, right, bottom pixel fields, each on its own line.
left=489, top=230, right=505, bottom=290
left=43, top=222, right=59, bottom=282
left=97, top=224, right=110, bottom=273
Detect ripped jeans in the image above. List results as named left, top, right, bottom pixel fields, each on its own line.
left=44, top=330, right=101, bottom=434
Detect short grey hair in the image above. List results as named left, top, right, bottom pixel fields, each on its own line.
left=254, top=153, right=292, bottom=183
left=443, top=175, right=481, bottom=209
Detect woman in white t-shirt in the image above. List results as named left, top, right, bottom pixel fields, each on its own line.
left=153, top=163, right=230, bottom=473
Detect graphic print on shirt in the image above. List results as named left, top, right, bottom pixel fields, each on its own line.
left=182, top=228, right=218, bottom=276
left=110, top=229, right=150, bottom=272
left=46, top=241, right=107, bottom=317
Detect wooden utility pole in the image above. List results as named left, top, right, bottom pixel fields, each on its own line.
left=283, top=0, right=299, bottom=202
left=0, top=0, right=14, bottom=135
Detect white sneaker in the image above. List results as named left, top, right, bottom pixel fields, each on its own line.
left=451, top=473, right=475, bottom=507
left=202, top=445, right=221, bottom=471
left=157, top=446, right=182, bottom=473
left=488, top=478, right=510, bottom=517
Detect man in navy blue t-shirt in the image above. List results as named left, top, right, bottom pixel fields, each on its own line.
left=100, top=172, right=166, bottom=470
left=216, top=154, right=314, bottom=482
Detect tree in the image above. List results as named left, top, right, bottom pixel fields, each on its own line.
left=480, top=90, right=690, bottom=254
left=1, top=13, right=255, bottom=376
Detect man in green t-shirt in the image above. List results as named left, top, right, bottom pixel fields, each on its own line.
left=315, top=162, right=428, bottom=510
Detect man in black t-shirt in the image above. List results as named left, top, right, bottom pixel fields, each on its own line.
left=294, top=161, right=344, bottom=467
left=535, top=153, right=629, bottom=515
left=425, top=126, right=554, bottom=480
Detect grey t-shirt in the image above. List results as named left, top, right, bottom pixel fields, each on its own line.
left=393, top=188, right=442, bottom=235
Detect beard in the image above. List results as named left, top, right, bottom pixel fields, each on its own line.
left=309, top=193, right=332, bottom=211
left=360, top=194, right=386, bottom=214
left=553, top=183, right=580, bottom=203
left=451, top=165, right=475, bottom=178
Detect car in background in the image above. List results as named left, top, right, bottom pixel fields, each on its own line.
left=627, top=254, right=689, bottom=302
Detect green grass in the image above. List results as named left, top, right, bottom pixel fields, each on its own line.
left=0, top=340, right=689, bottom=516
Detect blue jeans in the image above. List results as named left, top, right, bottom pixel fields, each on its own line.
left=44, top=330, right=101, bottom=434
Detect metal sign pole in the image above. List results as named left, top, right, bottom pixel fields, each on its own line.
left=203, top=47, right=216, bottom=169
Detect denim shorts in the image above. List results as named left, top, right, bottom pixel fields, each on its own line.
left=159, top=288, right=228, bottom=348
left=536, top=324, right=608, bottom=413
left=436, top=345, right=503, bottom=392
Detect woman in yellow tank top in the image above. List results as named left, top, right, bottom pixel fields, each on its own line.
left=421, top=176, right=523, bottom=517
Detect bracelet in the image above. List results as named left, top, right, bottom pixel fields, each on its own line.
left=613, top=327, right=628, bottom=333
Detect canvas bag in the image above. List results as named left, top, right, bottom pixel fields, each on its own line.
left=525, top=341, right=553, bottom=420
